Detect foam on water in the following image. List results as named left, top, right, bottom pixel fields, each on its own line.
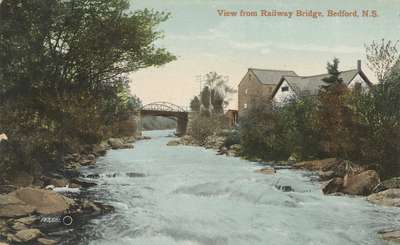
left=78, top=130, right=399, bottom=245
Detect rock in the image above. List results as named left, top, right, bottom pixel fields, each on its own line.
left=38, top=238, right=58, bottom=245
left=294, top=158, right=338, bottom=171
left=229, top=144, right=241, bottom=152
left=167, top=140, right=180, bottom=146
left=49, top=178, right=69, bottom=188
left=92, top=142, right=109, bottom=156
left=14, top=216, right=37, bottom=225
left=126, top=172, right=145, bottom=178
left=275, top=185, right=294, bottom=192
left=79, top=159, right=96, bottom=166
left=0, top=185, right=17, bottom=195
left=0, top=193, right=35, bottom=218
left=0, top=242, right=9, bottom=245
left=373, top=177, right=400, bottom=193
left=7, top=233, right=21, bottom=243
left=70, top=178, right=97, bottom=188
left=87, top=154, right=96, bottom=161
left=0, top=133, right=8, bottom=142
left=322, top=177, right=344, bottom=195
left=367, top=188, right=400, bottom=207
left=14, top=188, right=74, bottom=215
left=180, top=135, right=195, bottom=145
left=319, top=170, right=336, bottom=181
left=256, top=167, right=276, bottom=175
left=12, top=222, right=27, bottom=231
left=342, top=170, right=380, bottom=196
left=379, top=230, right=400, bottom=243
left=108, top=138, right=133, bottom=149
left=15, top=228, right=42, bottom=242
left=204, top=135, right=225, bottom=149
left=123, top=136, right=136, bottom=143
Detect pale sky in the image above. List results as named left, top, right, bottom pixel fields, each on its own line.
left=128, top=0, right=400, bottom=109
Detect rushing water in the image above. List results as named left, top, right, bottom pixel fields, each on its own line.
left=75, top=130, right=399, bottom=245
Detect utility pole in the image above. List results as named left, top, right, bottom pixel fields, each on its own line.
left=195, top=75, right=203, bottom=94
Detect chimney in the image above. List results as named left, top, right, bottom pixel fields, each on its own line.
left=357, top=60, right=362, bottom=72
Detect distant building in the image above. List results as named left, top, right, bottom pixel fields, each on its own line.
left=238, top=68, right=297, bottom=112
left=237, top=61, right=372, bottom=113
left=272, top=60, right=372, bottom=104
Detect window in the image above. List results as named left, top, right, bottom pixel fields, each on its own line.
left=281, top=86, right=289, bottom=92
left=244, top=103, right=248, bottom=109
left=245, top=89, right=248, bottom=94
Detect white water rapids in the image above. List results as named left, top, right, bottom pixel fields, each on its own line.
left=77, top=130, right=399, bottom=245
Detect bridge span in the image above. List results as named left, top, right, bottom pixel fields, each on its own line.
left=139, top=102, right=189, bottom=136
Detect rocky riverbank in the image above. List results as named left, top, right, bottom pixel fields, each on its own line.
left=0, top=135, right=149, bottom=245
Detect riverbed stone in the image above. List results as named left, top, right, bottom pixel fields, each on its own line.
left=380, top=230, right=400, bottom=242
left=38, top=238, right=58, bottom=245
left=15, top=228, right=42, bottom=242
left=367, top=188, right=400, bottom=207
left=255, top=167, right=276, bottom=175
left=167, top=140, right=180, bottom=146
left=342, top=170, right=380, bottom=196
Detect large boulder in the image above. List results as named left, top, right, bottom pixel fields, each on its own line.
left=0, top=193, right=35, bottom=218
left=367, top=189, right=400, bottom=207
left=322, top=177, right=344, bottom=194
left=342, top=170, right=380, bottom=196
left=0, top=188, right=74, bottom=218
left=15, top=188, right=74, bottom=215
left=107, top=138, right=134, bottom=150
left=0, top=133, right=7, bottom=142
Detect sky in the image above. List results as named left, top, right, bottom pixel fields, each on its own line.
left=128, top=0, right=400, bottom=109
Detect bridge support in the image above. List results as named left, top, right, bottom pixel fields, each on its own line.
left=176, top=114, right=188, bottom=136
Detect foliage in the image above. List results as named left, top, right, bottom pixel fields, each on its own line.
left=188, top=114, right=226, bottom=145
left=365, top=39, right=399, bottom=82
left=190, top=96, right=200, bottom=112
left=239, top=97, right=291, bottom=160
left=351, top=70, right=400, bottom=177
left=223, top=129, right=240, bottom=149
left=0, top=0, right=175, bottom=176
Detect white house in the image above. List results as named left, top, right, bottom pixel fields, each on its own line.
left=272, top=60, right=372, bottom=104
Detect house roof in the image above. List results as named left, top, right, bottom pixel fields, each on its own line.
left=274, top=69, right=363, bottom=97
left=249, top=68, right=297, bottom=85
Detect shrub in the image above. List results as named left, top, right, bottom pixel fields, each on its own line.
left=188, top=113, right=226, bottom=145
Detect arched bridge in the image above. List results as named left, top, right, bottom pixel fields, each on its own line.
left=139, top=102, right=189, bottom=136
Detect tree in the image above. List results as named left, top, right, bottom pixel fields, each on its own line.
left=0, top=0, right=175, bottom=175
left=190, top=96, right=200, bottom=112
left=322, top=58, right=343, bottom=89
left=365, top=39, right=399, bottom=82
left=204, top=72, right=236, bottom=110
left=200, top=86, right=211, bottom=115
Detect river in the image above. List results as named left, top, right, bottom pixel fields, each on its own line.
left=73, top=130, right=399, bottom=245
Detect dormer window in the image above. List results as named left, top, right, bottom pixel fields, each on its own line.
left=281, top=86, right=289, bottom=92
